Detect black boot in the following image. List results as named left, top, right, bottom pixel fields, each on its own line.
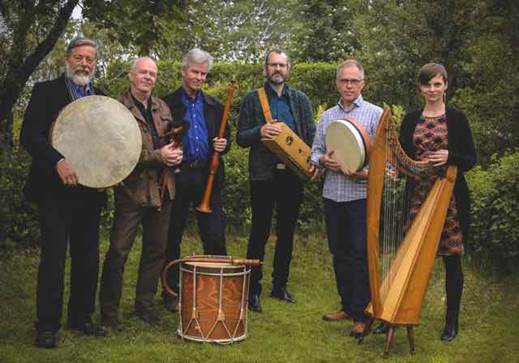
left=440, top=312, right=459, bottom=342
left=372, top=322, right=389, bottom=335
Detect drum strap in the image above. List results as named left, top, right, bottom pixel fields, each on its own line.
left=257, top=87, right=274, bottom=124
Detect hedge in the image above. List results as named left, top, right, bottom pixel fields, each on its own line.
left=466, top=150, right=519, bottom=274
left=2, top=62, right=518, bottom=276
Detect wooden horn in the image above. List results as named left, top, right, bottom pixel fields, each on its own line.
left=196, top=80, right=236, bottom=213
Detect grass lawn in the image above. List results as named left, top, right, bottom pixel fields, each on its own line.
left=1, top=233, right=518, bottom=363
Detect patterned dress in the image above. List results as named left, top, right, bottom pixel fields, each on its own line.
left=407, top=114, right=464, bottom=256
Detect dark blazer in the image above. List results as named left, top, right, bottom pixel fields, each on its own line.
left=162, top=87, right=230, bottom=189
left=399, top=107, right=477, bottom=241
left=20, top=74, right=106, bottom=206
left=236, top=83, right=315, bottom=181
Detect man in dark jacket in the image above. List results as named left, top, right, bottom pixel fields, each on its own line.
left=20, top=37, right=107, bottom=348
left=162, top=48, right=230, bottom=311
left=237, top=49, right=315, bottom=312
left=99, top=57, right=182, bottom=328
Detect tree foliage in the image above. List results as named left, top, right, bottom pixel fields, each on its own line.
left=290, top=0, right=358, bottom=62
left=82, top=0, right=187, bottom=56
left=0, top=0, right=78, bottom=150
left=454, top=0, right=519, bottom=163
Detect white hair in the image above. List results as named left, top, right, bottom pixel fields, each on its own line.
left=181, top=48, right=214, bottom=71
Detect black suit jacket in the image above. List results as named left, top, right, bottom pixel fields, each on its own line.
left=20, top=74, right=106, bottom=206
left=162, top=87, right=231, bottom=188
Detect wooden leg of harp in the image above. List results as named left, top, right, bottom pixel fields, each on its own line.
left=407, top=325, right=416, bottom=354
left=383, top=326, right=395, bottom=358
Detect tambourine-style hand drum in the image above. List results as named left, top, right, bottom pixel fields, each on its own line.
left=51, top=95, right=142, bottom=188
left=325, top=117, right=371, bottom=174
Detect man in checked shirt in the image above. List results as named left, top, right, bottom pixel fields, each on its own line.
left=310, top=59, right=383, bottom=338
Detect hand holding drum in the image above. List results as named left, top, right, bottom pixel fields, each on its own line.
left=325, top=117, right=371, bottom=175
left=51, top=95, right=142, bottom=188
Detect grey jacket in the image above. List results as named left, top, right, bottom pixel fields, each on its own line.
left=236, top=83, right=315, bottom=181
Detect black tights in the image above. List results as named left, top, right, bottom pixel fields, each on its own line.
left=442, top=255, right=463, bottom=321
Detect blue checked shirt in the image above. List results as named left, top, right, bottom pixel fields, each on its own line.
left=311, top=95, right=383, bottom=202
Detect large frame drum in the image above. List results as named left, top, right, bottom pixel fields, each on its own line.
left=51, top=95, right=141, bottom=188
left=178, top=260, right=250, bottom=343
left=325, top=117, right=371, bottom=173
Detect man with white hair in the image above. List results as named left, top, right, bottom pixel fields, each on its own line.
left=99, top=57, right=183, bottom=329
left=21, top=37, right=107, bottom=348
left=162, top=48, right=230, bottom=312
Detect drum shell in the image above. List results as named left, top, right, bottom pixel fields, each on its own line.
left=178, top=262, right=250, bottom=343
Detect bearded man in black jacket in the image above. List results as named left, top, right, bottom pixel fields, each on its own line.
left=21, top=37, right=107, bottom=348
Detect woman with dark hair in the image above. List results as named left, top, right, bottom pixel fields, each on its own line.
left=398, top=63, right=477, bottom=341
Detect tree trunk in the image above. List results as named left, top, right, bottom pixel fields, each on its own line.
left=0, top=0, right=79, bottom=150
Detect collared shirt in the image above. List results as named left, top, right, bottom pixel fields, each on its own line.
left=131, top=93, right=160, bottom=149
left=65, top=77, right=93, bottom=100
left=311, top=95, right=383, bottom=202
left=181, top=89, right=210, bottom=162
left=265, top=83, right=295, bottom=130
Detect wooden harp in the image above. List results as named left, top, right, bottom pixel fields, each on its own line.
left=364, top=107, right=458, bottom=356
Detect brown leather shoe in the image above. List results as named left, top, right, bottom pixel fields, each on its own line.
left=350, top=321, right=368, bottom=338
left=322, top=310, right=352, bottom=321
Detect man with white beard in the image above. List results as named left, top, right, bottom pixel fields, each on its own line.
left=21, top=37, right=107, bottom=348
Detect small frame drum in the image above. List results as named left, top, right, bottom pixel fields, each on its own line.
left=325, top=117, right=371, bottom=173
left=51, top=95, right=141, bottom=188
left=178, top=261, right=250, bottom=343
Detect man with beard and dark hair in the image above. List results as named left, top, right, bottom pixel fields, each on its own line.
left=21, top=37, right=107, bottom=348
left=236, top=49, right=315, bottom=313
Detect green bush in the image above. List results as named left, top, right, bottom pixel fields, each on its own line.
left=6, top=61, right=517, bottom=268
left=467, top=150, right=519, bottom=274
left=0, top=147, right=39, bottom=251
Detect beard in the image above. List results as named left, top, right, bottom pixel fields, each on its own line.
left=65, top=63, right=94, bottom=86
left=267, top=72, right=287, bottom=85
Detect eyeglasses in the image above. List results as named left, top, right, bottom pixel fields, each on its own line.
left=338, top=78, right=363, bottom=86
left=268, top=62, right=288, bottom=69
left=70, top=54, right=96, bottom=65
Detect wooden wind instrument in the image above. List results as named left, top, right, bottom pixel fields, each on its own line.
left=196, top=80, right=237, bottom=213
left=159, top=124, right=187, bottom=204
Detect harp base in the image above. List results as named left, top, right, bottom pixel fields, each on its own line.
left=359, top=319, right=416, bottom=357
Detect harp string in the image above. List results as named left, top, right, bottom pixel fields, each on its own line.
left=380, top=116, right=410, bottom=298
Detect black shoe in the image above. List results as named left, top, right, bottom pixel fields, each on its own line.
left=136, top=309, right=160, bottom=325
left=270, top=287, right=296, bottom=303
left=68, top=321, right=107, bottom=337
left=349, top=321, right=368, bottom=339
left=163, top=294, right=179, bottom=313
left=35, top=330, right=57, bottom=348
left=248, top=293, right=262, bottom=313
left=372, top=322, right=389, bottom=334
left=440, top=322, right=458, bottom=342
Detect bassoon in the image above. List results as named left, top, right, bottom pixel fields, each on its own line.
left=196, top=80, right=236, bottom=213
